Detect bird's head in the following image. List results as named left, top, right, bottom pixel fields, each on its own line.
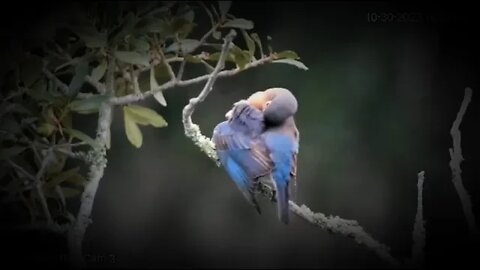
left=247, top=87, right=298, bottom=125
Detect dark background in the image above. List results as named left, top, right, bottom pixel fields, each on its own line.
left=1, top=1, right=479, bottom=268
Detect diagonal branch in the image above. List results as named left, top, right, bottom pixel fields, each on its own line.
left=43, top=69, right=70, bottom=95
left=182, top=30, right=237, bottom=129
left=68, top=57, right=115, bottom=268
left=181, top=30, right=237, bottom=163
left=178, top=29, right=401, bottom=267
left=257, top=181, right=401, bottom=267
left=449, top=87, right=477, bottom=237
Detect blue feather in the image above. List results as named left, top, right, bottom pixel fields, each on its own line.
left=213, top=104, right=272, bottom=214
left=263, top=131, right=297, bottom=224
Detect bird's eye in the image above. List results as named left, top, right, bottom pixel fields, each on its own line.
left=262, top=100, right=272, bottom=111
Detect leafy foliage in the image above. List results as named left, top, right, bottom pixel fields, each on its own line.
left=0, top=0, right=306, bottom=237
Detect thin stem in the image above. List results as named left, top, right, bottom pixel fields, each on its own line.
left=449, top=87, right=477, bottom=237
left=110, top=55, right=274, bottom=105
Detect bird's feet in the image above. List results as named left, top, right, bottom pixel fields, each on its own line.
left=270, top=189, right=277, bottom=203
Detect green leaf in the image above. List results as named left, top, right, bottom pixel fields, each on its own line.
left=273, top=59, right=309, bottom=70
left=91, top=60, right=107, bottom=82
left=165, top=39, right=200, bottom=54
left=69, top=95, right=109, bottom=114
left=124, top=105, right=168, bottom=128
left=36, top=123, right=56, bottom=137
left=114, top=51, right=150, bottom=66
left=63, top=128, right=100, bottom=149
left=206, top=52, right=235, bottom=62
left=0, top=147, right=27, bottom=160
left=275, top=50, right=299, bottom=60
left=170, top=18, right=196, bottom=39
left=250, top=33, right=263, bottom=55
left=221, top=18, right=254, bottom=30
left=44, top=167, right=80, bottom=189
left=230, top=46, right=251, bottom=70
left=150, top=65, right=160, bottom=90
left=218, top=1, right=232, bottom=19
left=241, top=30, right=255, bottom=57
left=150, top=66, right=167, bottom=107
left=153, top=62, right=171, bottom=85
left=123, top=108, right=143, bottom=148
left=69, top=61, right=90, bottom=94
left=132, top=38, right=150, bottom=52
left=135, top=18, right=170, bottom=35
left=66, top=173, right=88, bottom=187
left=61, top=111, right=72, bottom=129
left=153, top=91, right=167, bottom=107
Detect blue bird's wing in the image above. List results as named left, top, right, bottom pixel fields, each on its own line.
left=263, top=130, right=298, bottom=224
left=213, top=121, right=273, bottom=213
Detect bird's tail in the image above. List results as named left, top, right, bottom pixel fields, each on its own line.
left=275, top=182, right=290, bottom=224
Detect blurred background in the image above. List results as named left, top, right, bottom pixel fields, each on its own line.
left=1, top=1, right=479, bottom=268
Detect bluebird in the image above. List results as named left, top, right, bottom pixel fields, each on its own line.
left=213, top=88, right=299, bottom=224
left=212, top=99, right=273, bottom=214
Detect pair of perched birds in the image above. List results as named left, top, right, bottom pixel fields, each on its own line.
left=213, top=88, right=299, bottom=224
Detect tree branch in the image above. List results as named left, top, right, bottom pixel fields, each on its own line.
left=177, top=29, right=401, bottom=267
left=181, top=30, right=237, bottom=164
left=177, top=59, right=187, bottom=81
left=43, top=69, right=70, bottom=95
left=68, top=58, right=115, bottom=268
left=410, top=171, right=426, bottom=267
left=85, top=75, right=106, bottom=94
left=257, top=181, right=401, bottom=267
left=449, top=87, right=477, bottom=237
left=109, top=54, right=274, bottom=105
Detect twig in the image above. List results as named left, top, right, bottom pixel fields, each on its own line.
left=449, top=87, right=477, bottom=237
left=43, top=69, right=70, bottom=95
left=199, top=1, right=215, bottom=28
left=110, top=54, right=274, bottom=105
left=85, top=75, right=106, bottom=94
left=257, top=181, right=401, bottom=267
left=165, top=56, right=184, bottom=63
left=181, top=30, right=237, bottom=163
left=157, top=48, right=176, bottom=81
left=411, top=171, right=426, bottom=267
left=176, top=28, right=406, bottom=267
left=177, top=59, right=187, bottom=81
left=201, top=60, right=215, bottom=73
